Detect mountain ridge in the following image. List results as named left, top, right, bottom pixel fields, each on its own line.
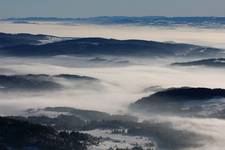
left=3, top=16, right=225, bottom=28
left=0, top=32, right=223, bottom=57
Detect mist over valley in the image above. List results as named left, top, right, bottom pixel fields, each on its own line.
left=0, top=19, right=225, bottom=150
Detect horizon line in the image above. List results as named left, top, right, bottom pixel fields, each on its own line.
left=2, top=15, right=225, bottom=20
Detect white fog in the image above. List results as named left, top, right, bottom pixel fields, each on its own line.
left=0, top=21, right=225, bottom=150
left=0, top=21, right=225, bottom=48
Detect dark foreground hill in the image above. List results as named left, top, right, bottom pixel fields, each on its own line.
left=0, top=32, right=223, bottom=57
left=17, top=107, right=205, bottom=150
left=130, top=87, right=225, bottom=117
left=0, top=117, right=98, bottom=150
left=21, top=107, right=138, bottom=130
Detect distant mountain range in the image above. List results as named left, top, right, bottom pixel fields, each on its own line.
left=172, top=58, right=225, bottom=68
left=0, top=32, right=66, bottom=47
left=0, top=32, right=223, bottom=58
left=2, top=16, right=225, bottom=28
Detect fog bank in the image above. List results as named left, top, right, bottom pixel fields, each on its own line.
left=1, top=22, right=225, bottom=48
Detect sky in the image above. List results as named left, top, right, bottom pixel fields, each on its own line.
left=0, top=0, right=225, bottom=18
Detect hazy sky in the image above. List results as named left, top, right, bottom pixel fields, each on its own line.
left=0, top=0, right=225, bottom=18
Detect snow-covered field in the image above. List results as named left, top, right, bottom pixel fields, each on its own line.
left=82, top=129, right=155, bottom=150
